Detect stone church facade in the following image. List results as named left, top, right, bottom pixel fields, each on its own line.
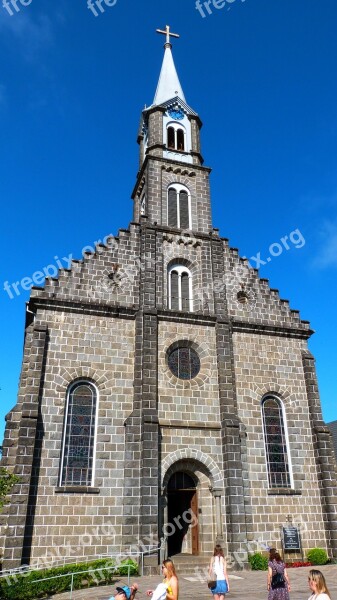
left=1, top=31, right=337, bottom=571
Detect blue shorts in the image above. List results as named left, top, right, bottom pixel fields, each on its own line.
left=211, top=580, right=228, bottom=595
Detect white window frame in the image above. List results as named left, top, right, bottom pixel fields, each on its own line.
left=59, top=380, right=99, bottom=488
left=261, top=395, right=294, bottom=490
left=166, top=122, right=187, bottom=152
left=168, top=264, right=193, bottom=312
left=167, top=183, right=192, bottom=230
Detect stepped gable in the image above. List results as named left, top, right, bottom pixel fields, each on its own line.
left=222, top=238, right=312, bottom=336
left=30, top=223, right=141, bottom=308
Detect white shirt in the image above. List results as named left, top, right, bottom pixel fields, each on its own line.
left=151, top=583, right=168, bottom=600
left=308, top=594, right=330, bottom=600
left=213, top=556, right=225, bottom=579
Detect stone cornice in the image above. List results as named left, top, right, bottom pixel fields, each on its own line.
left=28, top=298, right=137, bottom=320
left=29, top=298, right=313, bottom=338
left=231, top=319, right=313, bottom=340
left=157, top=309, right=217, bottom=326
left=132, top=154, right=212, bottom=199
left=158, top=419, right=221, bottom=430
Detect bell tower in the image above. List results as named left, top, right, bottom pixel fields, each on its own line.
left=132, top=26, right=212, bottom=234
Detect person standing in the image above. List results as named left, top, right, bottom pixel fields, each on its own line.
left=208, top=545, right=229, bottom=600
left=146, top=559, right=179, bottom=600
left=307, top=569, right=331, bottom=600
left=267, top=548, right=290, bottom=600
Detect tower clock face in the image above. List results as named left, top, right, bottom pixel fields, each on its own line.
left=168, top=108, right=184, bottom=120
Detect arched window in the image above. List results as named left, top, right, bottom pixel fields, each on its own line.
left=262, top=396, right=291, bottom=489
left=60, top=381, right=97, bottom=487
left=177, top=128, right=185, bottom=151
left=167, top=184, right=191, bottom=229
left=166, top=123, right=186, bottom=152
left=167, top=126, right=175, bottom=149
left=168, top=264, right=193, bottom=311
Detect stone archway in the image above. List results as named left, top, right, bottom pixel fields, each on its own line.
left=161, top=451, right=225, bottom=557
left=162, top=449, right=223, bottom=487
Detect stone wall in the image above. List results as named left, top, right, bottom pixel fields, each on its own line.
left=158, top=321, right=227, bottom=555
left=233, top=332, right=328, bottom=553
left=21, top=310, right=135, bottom=564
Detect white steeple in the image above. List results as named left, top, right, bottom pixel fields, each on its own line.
left=154, top=26, right=186, bottom=106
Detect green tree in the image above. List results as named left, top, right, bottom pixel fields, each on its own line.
left=0, top=467, right=19, bottom=510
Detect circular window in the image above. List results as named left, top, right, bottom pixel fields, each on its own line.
left=168, top=346, right=201, bottom=380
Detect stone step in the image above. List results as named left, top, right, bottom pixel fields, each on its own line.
left=170, top=554, right=210, bottom=575
left=143, top=553, right=211, bottom=576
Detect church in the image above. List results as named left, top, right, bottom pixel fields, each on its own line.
left=1, top=28, right=337, bottom=572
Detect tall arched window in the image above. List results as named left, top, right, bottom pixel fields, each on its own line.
left=60, top=381, right=97, bottom=487
left=167, top=126, right=175, bottom=149
left=262, top=396, right=291, bottom=489
left=177, top=128, right=185, bottom=151
left=167, top=184, right=191, bottom=229
left=166, top=123, right=186, bottom=152
left=168, top=264, right=193, bottom=311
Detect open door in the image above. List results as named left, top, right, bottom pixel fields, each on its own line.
left=167, top=472, right=199, bottom=556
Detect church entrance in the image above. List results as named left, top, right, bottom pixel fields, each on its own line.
left=167, top=471, right=199, bottom=556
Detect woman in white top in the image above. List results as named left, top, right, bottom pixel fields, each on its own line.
left=308, top=569, right=331, bottom=600
left=208, top=545, right=229, bottom=600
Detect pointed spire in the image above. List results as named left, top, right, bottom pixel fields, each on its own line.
left=153, top=26, right=186, bottom=106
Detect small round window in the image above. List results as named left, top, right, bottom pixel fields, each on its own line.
left=168, top=346, right=200, bottom=380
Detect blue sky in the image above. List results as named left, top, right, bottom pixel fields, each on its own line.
left=0, top=0, right=336, bottom=442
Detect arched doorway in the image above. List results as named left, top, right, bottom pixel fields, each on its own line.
left=167, top=471, right=199, bottom=556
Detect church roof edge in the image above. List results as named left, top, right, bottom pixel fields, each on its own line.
left=144, top=96, right=199, bottom=118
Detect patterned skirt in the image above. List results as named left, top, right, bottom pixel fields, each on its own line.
left=268, top=585, right=290, bottom=600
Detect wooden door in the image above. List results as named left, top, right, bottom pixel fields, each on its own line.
left=190, top=491, right=199, bottom=555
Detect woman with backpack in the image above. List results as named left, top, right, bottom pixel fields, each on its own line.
left=267, top=548, right=290, bottom=600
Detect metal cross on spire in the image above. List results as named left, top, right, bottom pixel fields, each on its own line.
left=156, top=25, right=180, bottom=46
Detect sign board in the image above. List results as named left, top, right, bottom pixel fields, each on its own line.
left=282, top=526, right=301, bottom=551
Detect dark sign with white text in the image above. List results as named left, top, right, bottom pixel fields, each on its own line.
left=283, top=526, right=300, bottom=551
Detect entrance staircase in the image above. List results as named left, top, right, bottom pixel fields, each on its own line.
left=168, top=553, right=210, bottom=577
left=142, top=552, right=210, bottom=576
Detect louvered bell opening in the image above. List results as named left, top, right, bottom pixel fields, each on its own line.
left=167, top=127, right=175, bottom=149
left=177, top=128, right=185, bottom=151
left=179, top=191, right=189, bottom=229
left=168, top=188, right=178, bottom=227
left=181, top=272, right=190, bottom=311
left=170, top=270, right=179, bottom=310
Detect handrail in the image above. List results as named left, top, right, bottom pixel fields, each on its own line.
left=0, top=546, right=158, bottom=577
left=140, top=544, right=162, bottom=576
left=0, top=564, right=132, bottom=600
